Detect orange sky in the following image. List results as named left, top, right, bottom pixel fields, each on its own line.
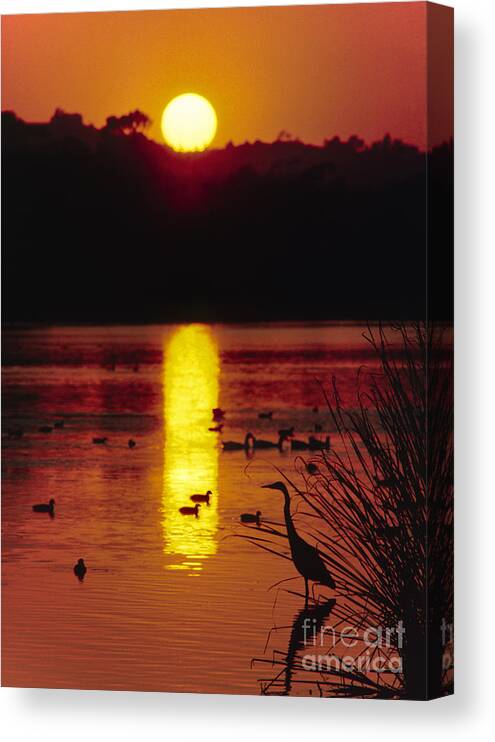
left=1, top=3, right=452, bottom=149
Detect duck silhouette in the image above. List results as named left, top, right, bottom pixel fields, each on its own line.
left=92, top=437, right=108, bottom=445
left=39, top=425, right=53, bottom=434
left=33, top=498, right=55, bottom=515
left=240, top=510, right=261, bottom=525
left=222, top=432, right=255, bottom=451
left=190, top=490, right=212, bottom=504
left=179, top=504, right=201, bottom=517
left=308, top=436, right=330, bottom=451
left=254, top=434, right=286, bottom=450
left=290, top=436, right=330, bottom=452
left=73, top=558, right=87, bottom=581
left=128, top=439, right=136, bottom=448
left=291, top=439, right=309, bottom=451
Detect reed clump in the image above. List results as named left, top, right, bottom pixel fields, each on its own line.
left=246, top=323, right=453, bottom=699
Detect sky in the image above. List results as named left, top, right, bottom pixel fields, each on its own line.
left=1, top=3, right=452, bottom=149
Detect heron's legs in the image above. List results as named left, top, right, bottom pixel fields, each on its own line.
left=304, top=578, right=309, bottom=608
left=311, top=582, right=318, bottom=605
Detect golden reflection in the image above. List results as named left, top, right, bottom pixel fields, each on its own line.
left=162, top=325, right=219, bottom=572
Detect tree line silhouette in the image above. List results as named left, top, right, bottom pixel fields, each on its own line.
left=2, top=109, right=452, bottom=324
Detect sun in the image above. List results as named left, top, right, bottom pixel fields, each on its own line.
left=161, top=93, right=217, bottom=152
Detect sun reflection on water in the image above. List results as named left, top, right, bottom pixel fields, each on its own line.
left=162, top=325, right=219, bottom=572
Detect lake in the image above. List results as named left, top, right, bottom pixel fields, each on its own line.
left=2, top=322, right=381, bottom=694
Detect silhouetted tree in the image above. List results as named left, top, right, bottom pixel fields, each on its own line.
left=1, top=110, right=452, bottom=325
left=104, top=110, right=151, bottom=135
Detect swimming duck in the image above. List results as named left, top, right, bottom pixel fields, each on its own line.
left=208, top=424, right=224, bottom=432
left=39, top=426, right=53, bottom=434
left=190, top=490, right=212, bottom=504
left=73, top=558, right=87, bottom=581
left=222, top=432, right=255, bottom=451
left=33, top=498, right=55, bottom=514
left=240, top=511, right=261, bottom=525
left=179, top=504, right=201, bottom=517
left=212, top=408, right=226, bottom=422
left=308, top=436, right=330, bottom=451
left=254, top=434, right=286, bottom=450
left=54, top=420, right=65, bottom=429
left=258, top=411, right=273, bottom=419
left=291, top=438, right=309, bottom=451
left=128, top=439, right=136, bottom=448
left=92, top=437, right=108, bottom=445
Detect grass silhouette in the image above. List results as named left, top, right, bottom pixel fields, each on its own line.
left=244, top=323, right=453, bottom=699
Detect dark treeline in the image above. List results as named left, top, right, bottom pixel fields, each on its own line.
left=2, top=110, right=452, bottom=324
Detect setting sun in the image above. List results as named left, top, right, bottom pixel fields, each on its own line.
left=161, top=93, right=217, bottom=152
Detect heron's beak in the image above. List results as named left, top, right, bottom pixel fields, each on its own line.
left=261, top=483, right=276, bottom=490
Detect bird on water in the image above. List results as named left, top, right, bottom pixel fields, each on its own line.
left=208, top=424, right=224, bottom=432
left=261, top=481, right=335, bottom=606
left=179, top=504, right=201, bottom=517
left=74, top=558, right=87, bottom=581
left=32, top=498, right=55, bottom=515
left=308, top=435, right=330, bottom=451
left=222, top=432, right=255, bottom=451
left=190, top=490, right=212, bottom=504
left=240, top=511, right=261, bottom=525
left=222, top=433, right=286, bottom=452
left=253, top=434, right=286, bottom=450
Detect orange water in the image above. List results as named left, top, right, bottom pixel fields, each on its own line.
left=2, top=322, right=377, bottom=694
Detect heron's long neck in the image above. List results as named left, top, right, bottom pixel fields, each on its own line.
left=283, top=492, right=297, bottom=541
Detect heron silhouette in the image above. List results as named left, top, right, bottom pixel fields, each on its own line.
left=262, top=481, right=335, bottom=606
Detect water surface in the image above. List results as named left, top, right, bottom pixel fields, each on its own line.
left=2, top=322, right=378, bottom=693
